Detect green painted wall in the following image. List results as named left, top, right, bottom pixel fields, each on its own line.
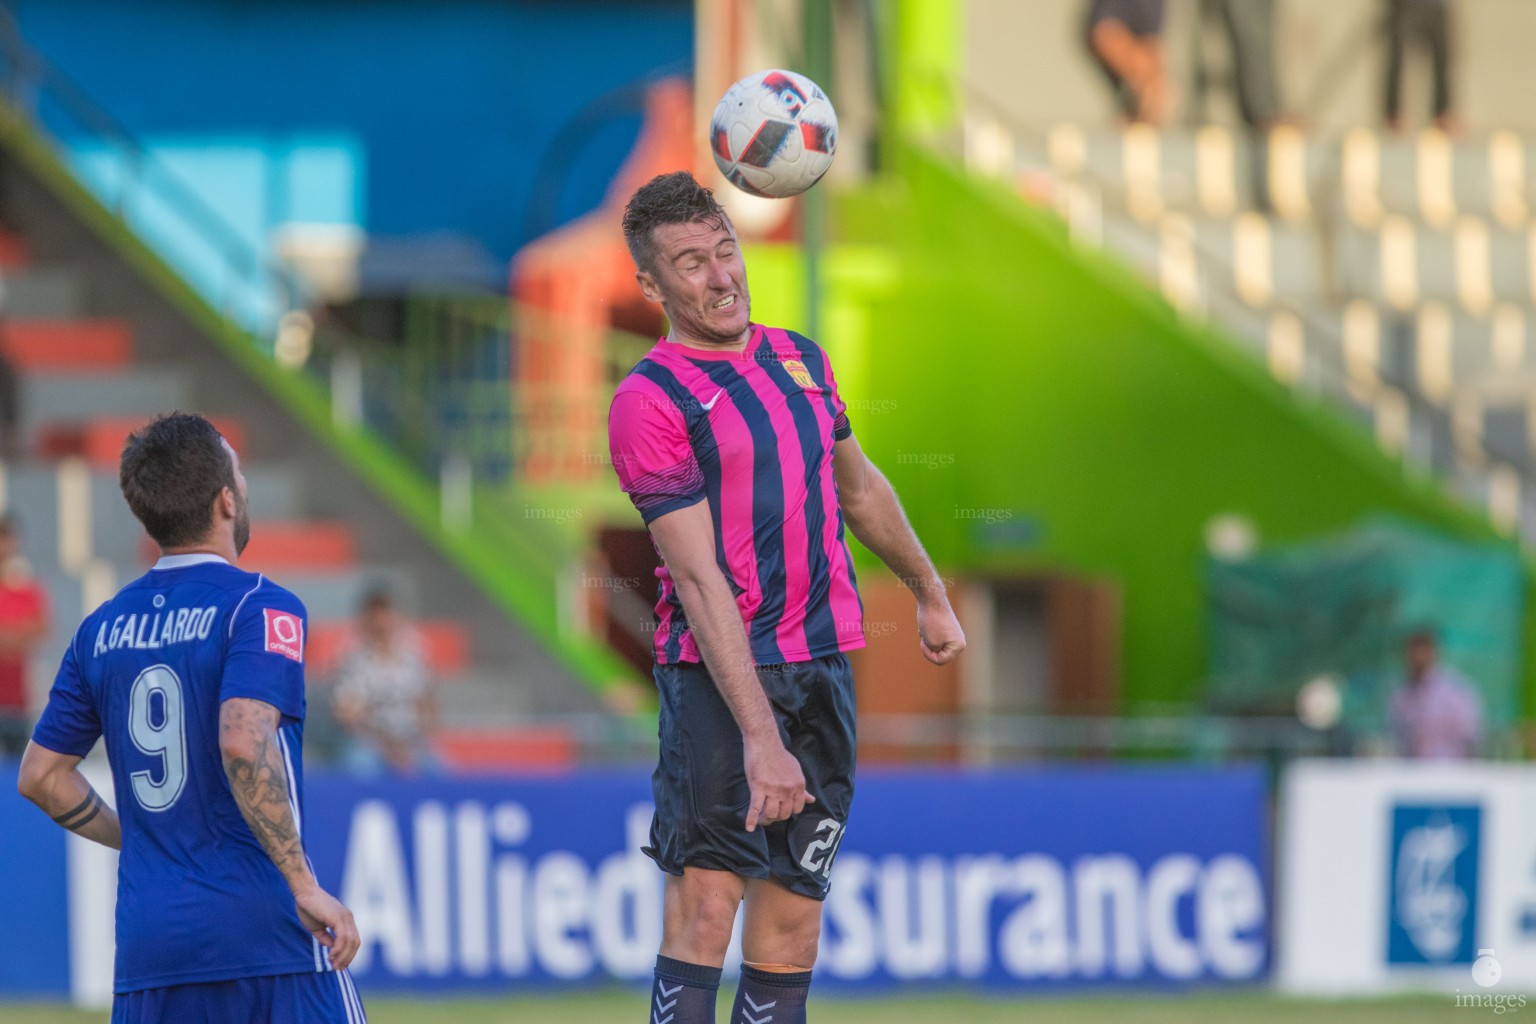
left=823, top=146, right=1518, bottom=710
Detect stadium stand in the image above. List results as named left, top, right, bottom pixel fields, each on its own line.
left=0, top=141, right=606, bottom=768
left=965, top=115, right=1536, bottom=539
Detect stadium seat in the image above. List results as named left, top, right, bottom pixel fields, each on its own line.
left=1343, top=129, right=1534, bottom=227
left=306, top=619, right=471, bottom=677
left=37, top=415, right=245, bottom=467
left=433, top=726, right=577, bottom=771
left=1333, top=218, right=1533, bottom=312
left=0, top=318, right=132, bottom=372
left=214, top=522, right=356, bottom=574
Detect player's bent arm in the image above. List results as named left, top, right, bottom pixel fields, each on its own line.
left=219, top=697, right=361, bottom=969
left=833, top=434, right=967, bottom=665
left=647, top=500, right=813, bottom=829
left=648, top=501, right=777, bottom=738
left=18, top=742, right=122, bottom=849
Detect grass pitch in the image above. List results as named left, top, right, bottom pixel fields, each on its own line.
left=0, top=991, right=1460, bottom=1022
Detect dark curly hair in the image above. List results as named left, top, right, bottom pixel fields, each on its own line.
left=621, top=171, right=730, bottom=272
left=120, top=412, right=237, bottom=548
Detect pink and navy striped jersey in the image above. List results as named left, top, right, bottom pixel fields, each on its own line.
left=608, top=324, right=865, bottom=665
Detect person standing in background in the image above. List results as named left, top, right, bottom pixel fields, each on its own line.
left=1384, top=0, right=1457, bottom=133
left=1389, top=628, right=1482, bottom=759
left=330, top=588, right=440, bottom=775
left=1084, top=0, right=1171, bottom=125
left=0, top=515, right=49, bottom=755
left=1194, top=0, right=1285, bottom=130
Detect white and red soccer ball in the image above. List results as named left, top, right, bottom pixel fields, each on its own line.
left=710, top=69, right=838, bottom=199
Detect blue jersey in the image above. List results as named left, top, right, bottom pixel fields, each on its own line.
left=32, top=554, right=329, bottom=993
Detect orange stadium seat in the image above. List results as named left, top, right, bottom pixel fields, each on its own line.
left=305, top=620, right=471, bottom=676
left=218, top=522, right=356, bottom=574
left=39, top=415, right=246, bottom=466
left=1, top=318, right=133, bottom=372
left=434, top=726, right=577, bottom=771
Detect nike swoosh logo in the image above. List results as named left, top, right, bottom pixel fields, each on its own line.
left=702, top=389, right=725, bottom=411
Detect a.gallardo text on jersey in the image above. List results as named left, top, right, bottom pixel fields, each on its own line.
left=92, top=606, right=219, bottom=656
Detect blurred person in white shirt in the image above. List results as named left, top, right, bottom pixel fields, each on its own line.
left=1388, top=627, right=1482, bottom=759
left=331, top=588, right=440, bottom=774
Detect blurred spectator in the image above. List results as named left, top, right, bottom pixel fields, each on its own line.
left=331, top=588, right=440, bottom=774
left=1194, top=0, right=1284, bottom=130
left=1084, top=0, right=1170, bottom=125
left=0, top=515, right=49, bottom=755
left=1384, top=0, right=1456, bottom=133
left=1388, top=628, right=1482, bottom=759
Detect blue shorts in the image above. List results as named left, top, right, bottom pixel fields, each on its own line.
left=111, top=970, right=366, bottom=1024
left=646, top=653, right=857, bottom=901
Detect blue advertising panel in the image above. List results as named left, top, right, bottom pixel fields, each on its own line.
left=0, top=766, right=71, bottom=997
left=301, top=766, right=1269, bottom=992
left=0, top=763, right=1269, bottom=998
left=1386, top=804, right=1481, bottom=966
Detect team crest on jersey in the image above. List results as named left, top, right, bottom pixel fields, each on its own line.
left=782, top=358, right=816, bottom=389
left=263, top=609, right=304, bottom=662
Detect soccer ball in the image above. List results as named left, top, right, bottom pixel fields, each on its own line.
left=710, top=69, right=838, bottom=199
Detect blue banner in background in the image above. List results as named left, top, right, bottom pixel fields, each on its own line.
left=0, top=766, right=71, bottom=998
left=0, top=764, right=1270, bottom=997
left=303, top=766, right=1270, bottom=992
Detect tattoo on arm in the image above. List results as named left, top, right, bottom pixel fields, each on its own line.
left=51, top=790, right=104, bottom=832
left=220, top=699, right=311, bottom=890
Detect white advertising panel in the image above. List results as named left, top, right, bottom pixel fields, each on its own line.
left=1278, top=759, right=1536, bottom=1005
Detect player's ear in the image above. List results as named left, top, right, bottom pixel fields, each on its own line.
left=214, top=486, right=236, bottom=521
left=635, top=268, right=664, bottom=304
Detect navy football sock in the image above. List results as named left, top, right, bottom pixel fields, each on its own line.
left=651, top=955, right=722, bottom=1024
left=731, top=964, right=812, bottom=1024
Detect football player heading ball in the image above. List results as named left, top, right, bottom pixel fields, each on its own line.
left=610, top=171, right=965, bottom=1024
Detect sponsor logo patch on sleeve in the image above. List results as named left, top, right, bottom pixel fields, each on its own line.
left=263, top=608, right=304, bottom=662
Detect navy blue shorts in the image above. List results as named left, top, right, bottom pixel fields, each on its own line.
left=111, top=970, right=366, bottom=1024
left=645, top=652, right=856, bottom=900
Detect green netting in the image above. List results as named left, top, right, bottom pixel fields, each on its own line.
left=1205, top=517, right=1525, bottom=729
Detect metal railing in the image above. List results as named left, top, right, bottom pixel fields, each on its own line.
left=410, top=710, right=1525, bottom=766
left=306, top=296, right=655, bottom=505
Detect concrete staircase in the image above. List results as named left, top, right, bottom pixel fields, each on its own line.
left=0, top=160, right=608, bottom=766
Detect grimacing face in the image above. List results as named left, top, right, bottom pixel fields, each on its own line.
left=637, top=216, right=752, bottom=347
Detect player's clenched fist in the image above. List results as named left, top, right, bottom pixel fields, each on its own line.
left=918, top=601, right=967, bottom=666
